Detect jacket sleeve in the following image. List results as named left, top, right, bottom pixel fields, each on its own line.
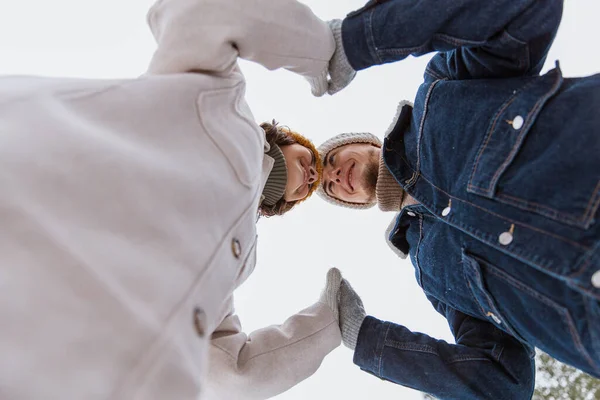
left=341, top=0, right=563, bottom=80
left=353, top=297, right=535, bottom=400
left=205, top=296, right=341, bottom=400
left=146, top=0, right=334, bottom=77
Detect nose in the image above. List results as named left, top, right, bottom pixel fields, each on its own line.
left=325, top=166, right=342, bottom=183
left=308, top=165, right=317, bottom=184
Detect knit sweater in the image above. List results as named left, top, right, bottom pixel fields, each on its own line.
left=375, top=152, right=418, bottom=212
left=261, top=144, right=288, bottom=206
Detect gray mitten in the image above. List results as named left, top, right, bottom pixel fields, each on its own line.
left=318, top=267, right=343, bottom=321
left=339, top=278, right=366, bottom=350
left=326, top=19, right=356, bottom=95
left=305, top=69, right=329, bottom=97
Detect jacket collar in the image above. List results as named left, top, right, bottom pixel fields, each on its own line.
left=384, top=100, right=414, bottom=140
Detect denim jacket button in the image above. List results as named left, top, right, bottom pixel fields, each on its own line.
left=441, top=206, right=451, bottom=217
left=511, top=115, right=524, bottom=130
left=407, top=211, right=416, bottom=217
left=592, top=270, right=600, bottom=288
left=486, top=312, right=502, bottom=324
left=498, top=231, right=513, bottom=246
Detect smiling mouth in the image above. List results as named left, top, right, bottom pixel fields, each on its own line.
left=347, top=162, right=355, bottom=192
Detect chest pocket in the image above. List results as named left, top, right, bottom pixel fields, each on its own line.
left=467, top=65, right=600, bottom=229
left=197, top=81, right=264, bottom=189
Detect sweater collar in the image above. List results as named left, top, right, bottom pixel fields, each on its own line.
left=261, top=143, right=288, bottom=206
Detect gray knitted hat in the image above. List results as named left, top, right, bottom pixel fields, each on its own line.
left=316, top=132, right=382, bottom=209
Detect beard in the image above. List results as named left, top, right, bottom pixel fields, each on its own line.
left=362, top=151, right=379, bottom=202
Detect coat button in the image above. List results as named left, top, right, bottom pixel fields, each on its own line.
left=231, top=238, right=242, bottom=259
left=498, top=231, right=513, bottom=246
left=511, top=115, right=524, bottom=130
left=441, top=206, right=451, bottom=217
left=592, top=270, right=600, bottom=288
left=193, top=307, right=206, bottom=337
left=407, top=211, right=416, bottom=217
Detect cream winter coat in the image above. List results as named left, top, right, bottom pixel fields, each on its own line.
left=0, top=0, right=339, bottom=399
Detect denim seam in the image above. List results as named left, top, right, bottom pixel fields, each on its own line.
left=463, top=263, right=522, bottom=340
left=482, top=259, right=599, bottom=373
left=467, top=95, right=519, bottom=193
left=484, top=261, right=567, bottom=309
left=568, top=240, right=600, bottom=300
left=419, top=173, right=589, bottom=251
left=425, top=66, right=444, bottom=81
left=466, top=279, right=491, bottom=319
left=467, top=72, right=546, bottom=193
left=384, top=341, right=437, bottom=355
left=375, top=33, right=485, bottom=57
left=582, top=298, right=600, bottom=375
left=414, top=215, right=425, bottom=287
left=446, top=357, right=493, bottom=364
left=378, top=323, right=391, bottom=376
left=492, top=191, right=597, bottom=229
left=583, top=180, right=600, bottom=224
left=487, top=72, right=563, bottom=192
left=365, top=10, right=383, bottom=65
left=432, top=33, right=485, bottom=48
left=384, top=340, right=493, bottom=364
left=407, top=79, right=442, bottom=187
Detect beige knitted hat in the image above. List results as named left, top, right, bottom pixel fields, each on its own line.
left=316, top=132, right=382, bottom=209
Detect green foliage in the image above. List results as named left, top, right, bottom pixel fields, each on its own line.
left=534, top=351, right=600, bottom=400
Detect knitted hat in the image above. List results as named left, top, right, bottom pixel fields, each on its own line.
left=316, top=132, right=382, bottom=209
left=282, top=128, right=323, bottom=204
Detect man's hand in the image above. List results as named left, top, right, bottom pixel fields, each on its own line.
left=306, top=19, right=356, bottom=97
left=325, top=19, right=356, bottom=95
left=318, top=268, right=343, bottom=321
left=339, top=278, right=366, bottom=350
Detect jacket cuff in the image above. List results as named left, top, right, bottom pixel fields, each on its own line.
left=352, top=316, right=389, bottom=375
left=342, top=14, right=379, bottom=71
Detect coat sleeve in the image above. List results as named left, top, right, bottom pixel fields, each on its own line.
left=353, top=297, right=535, bottom=400
left=205, top=296, right=341, bottom=400
left=341, top=0, right=563, bottom=80
left=146, top=0, right=335, bottom=77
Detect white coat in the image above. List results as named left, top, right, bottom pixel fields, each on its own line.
left=0, top=0, right=339, bottom=398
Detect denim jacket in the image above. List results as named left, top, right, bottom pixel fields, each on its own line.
left=342, top=0, right=600, bottom=398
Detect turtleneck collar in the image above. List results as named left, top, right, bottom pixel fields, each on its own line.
left=261, top=143, right=288, bottom=206
left=375, top=151, right=418, bottom=212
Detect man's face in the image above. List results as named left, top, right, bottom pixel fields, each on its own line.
left=322, top=143, right=380, bottom=204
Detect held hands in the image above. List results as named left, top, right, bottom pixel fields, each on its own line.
left=319, top=268, right=366, bottom=350
left=306, top=20, right=357, bottom=97
left=338, top=279, right=366, bottom=350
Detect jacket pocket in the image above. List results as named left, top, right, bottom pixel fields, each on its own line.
left=346, top=0, right=390, bottom=18
left=462, top=250, right=597, bottom=369
left=467, top=65, right=600, bottom=229
left=196, top=82, right=264, bottom=188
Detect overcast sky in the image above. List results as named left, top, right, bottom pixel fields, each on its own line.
left=0, top=0, right=598, bottom=399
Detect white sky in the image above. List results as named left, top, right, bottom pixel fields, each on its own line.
left=0, top=0, right=598, bottom=399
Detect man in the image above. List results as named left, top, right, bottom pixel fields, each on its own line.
left=0, top=0, right=343, bottom=398
left=309, top=0, right=600, bottom=398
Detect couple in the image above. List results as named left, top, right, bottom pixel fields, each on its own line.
left=0, top=0, right=598, bottom=400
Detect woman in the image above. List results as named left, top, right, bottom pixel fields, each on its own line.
left=259, top=121, right=322, bottom=217
left=0, top=0, right=341, bottom=399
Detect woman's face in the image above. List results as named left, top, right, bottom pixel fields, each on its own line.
left=280, top=143, right=318, bottom=202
